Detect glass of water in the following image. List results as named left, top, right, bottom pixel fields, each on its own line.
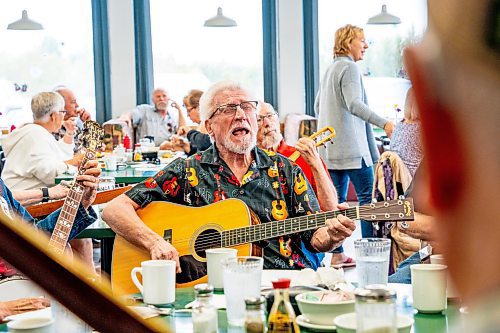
left=354, top=238, right=391, bottom=288
left=222, top=256, right=263, bottom=326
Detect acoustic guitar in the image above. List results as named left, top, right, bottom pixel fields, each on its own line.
left=112, top=197, right=414, bottom=293
left=26, top=185, right=132, bottom=218
left=48, top=121, right=104, bottom=254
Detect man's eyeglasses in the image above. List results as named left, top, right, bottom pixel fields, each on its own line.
left=209, top=101, right=259, bottom=119
left=257, top=112, right=277, bottom=123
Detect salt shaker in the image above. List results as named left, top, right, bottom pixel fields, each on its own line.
left=192, top=283, right=218, bottom=333
left=355, top=284, right=397, bottom=333
left=245, top=296, right=267, bottom=333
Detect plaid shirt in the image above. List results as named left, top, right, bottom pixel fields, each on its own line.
left=126, top=145, right=322, bottom=271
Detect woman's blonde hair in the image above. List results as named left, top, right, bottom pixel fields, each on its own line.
left=333, top=24, right=364, bottom=57
left=186, top=89, right=204, bottom=108
left=404, top=88, right=419, bottom=121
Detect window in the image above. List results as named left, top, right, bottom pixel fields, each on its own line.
left=150, top=0, right=264, bottom=106
left=318, top=0, right=427, bottom=120
left=0, top=1, right=96, bottom=129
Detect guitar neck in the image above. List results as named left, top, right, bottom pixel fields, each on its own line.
left=220, top=197, right=414, bottom=248
left=48, top=149, right=95, bottom=253
left=221, top=207, right=359, bottom=247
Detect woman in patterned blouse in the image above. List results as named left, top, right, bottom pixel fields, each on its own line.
left=390, top=88, right=423, bottom=177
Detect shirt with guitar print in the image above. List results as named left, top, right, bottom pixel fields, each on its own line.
left=126, top=145, right=322, bottom=270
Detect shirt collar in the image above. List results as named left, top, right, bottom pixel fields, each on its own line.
left=200, top=144, right=275, bottom=169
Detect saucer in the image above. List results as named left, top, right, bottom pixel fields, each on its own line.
left=295, top=315, right=336, bottom=332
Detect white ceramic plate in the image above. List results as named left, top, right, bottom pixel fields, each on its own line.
left=296, top=315, right=336, bottom=332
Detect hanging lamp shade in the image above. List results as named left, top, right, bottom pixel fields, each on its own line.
left=367, top=5, right=401, bottom=25
left=7, top=10, right=44, bottom=30
left=204, top=7, right=237, bottom=27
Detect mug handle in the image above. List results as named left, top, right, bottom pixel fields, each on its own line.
left=131, top=267, right=143, bottom=294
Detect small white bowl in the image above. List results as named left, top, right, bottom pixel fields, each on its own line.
left=334, top=312, right=414, bottom=333
left=295, top=290, right=355, bottom=326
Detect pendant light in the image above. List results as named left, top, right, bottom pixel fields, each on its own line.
left=204, top=7, right=237, bottom=27
left=7, top=10, right=44, bottom=30
left=367, top=5, right=401, bottom=25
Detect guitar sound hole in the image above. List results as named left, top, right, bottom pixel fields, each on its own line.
left=194, top=229, right=221, bottom=259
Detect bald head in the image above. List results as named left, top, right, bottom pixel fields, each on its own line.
left=54, top=87, right=79, bottom=119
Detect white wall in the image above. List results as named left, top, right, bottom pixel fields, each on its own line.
left=276, top=0, right=306, bottom=120
left=107, top=0, right=136, bottom=118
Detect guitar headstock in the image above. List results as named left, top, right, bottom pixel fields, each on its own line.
left=80, top=121, right=104, bottom=152
left=310, top=126, right=336, bottom=147
left=359, top=198, right=415, bottom=221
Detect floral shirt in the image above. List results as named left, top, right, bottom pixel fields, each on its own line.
left=53, top=122, right=83, bottom=154
left=389, top=121, right=423, bottom=177
left=126, top=145, right=322, bottom=271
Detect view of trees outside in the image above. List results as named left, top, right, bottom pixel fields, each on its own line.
left=318, top=0, right=427, bottom=120
left=0, top=1, right=95, bottom=129
left=150, top=0, right=263, bottom=106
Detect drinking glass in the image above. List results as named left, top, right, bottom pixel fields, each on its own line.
left=355, top=238, right=391, bottom=288
left=222, top=256, right=263, bottom=326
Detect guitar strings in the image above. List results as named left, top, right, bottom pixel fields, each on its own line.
left=166, top=209, right=359, bottom=249
left=166, top=201, right=408, bottom=250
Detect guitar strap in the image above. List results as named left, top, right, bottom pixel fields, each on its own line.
left=183, top=159, right=193, bottom=205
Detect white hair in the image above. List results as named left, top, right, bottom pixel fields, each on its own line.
left=199, top=81, right=258, bottom=122
left=31, top=92, right=64, bottom=122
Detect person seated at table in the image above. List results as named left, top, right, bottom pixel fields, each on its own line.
left=120, top=88, right=187, bottom=146
left=0, top=159, right=99, bottom=320
left=160, top=89, right=210, bottom=155
left=388, top=162, right=437, bottom=284
left=178, top=89, right=205, bottom=135
left=256, top=102, right=355, bottom=269
left=1, top=92, right=93, bottom=272
left=2, top=92, right=82, bottom=189
left=389, top=88, right=423, bottom=177
left=103, top=81, right=356, bottom=279
left=53, top=86, right=93, bottom=154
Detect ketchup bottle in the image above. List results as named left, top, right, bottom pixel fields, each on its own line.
left=123, top=133, right=132, bottom=150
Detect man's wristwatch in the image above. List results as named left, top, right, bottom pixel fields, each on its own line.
left=41, top=187, right=50, bottom=203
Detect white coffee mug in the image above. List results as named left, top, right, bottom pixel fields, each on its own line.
left=206, top=248, right=237, bottom=290
left=7, top=317, right=54, bottom=333
left=104, top=155, right=117, bottom=171
left=430, top=254, right=460, bottom=299
left=131, top=260, right=176, bottom=305
left=411, top=263, right=447, bottom=313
